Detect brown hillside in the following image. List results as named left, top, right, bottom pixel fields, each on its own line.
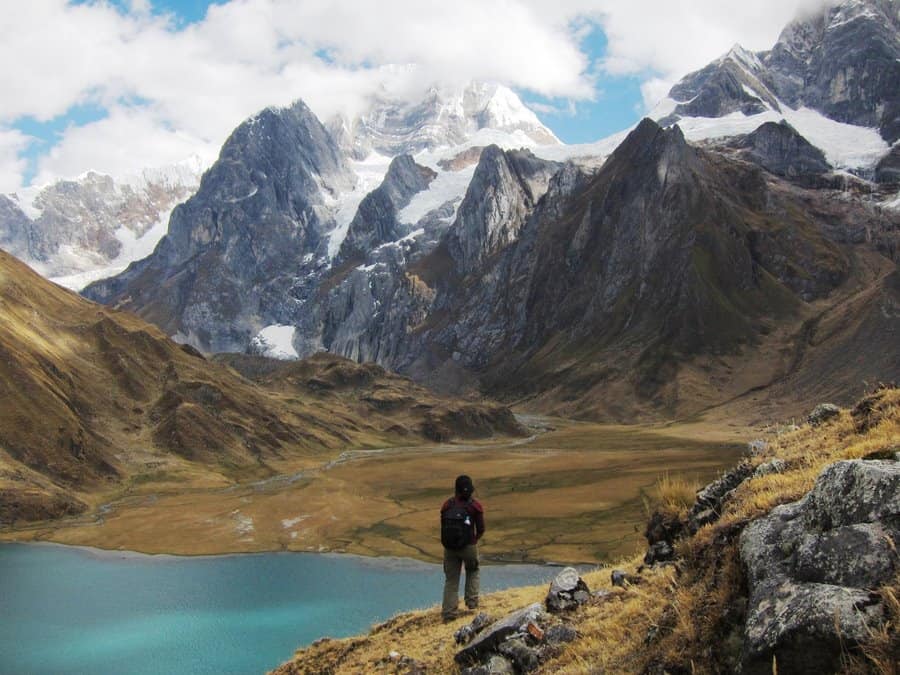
left=0, top=250, right=520, bottom=525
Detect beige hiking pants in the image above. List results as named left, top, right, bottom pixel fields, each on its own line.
left=442, top=544, right=479, bottom=616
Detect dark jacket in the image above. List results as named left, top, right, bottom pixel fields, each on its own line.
left=441, top=496, right=485, bottom=545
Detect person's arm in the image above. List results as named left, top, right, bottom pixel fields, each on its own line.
left=472, top=501, right=485, bottom=541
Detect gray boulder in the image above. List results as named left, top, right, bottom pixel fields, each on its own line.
left=752, top=458, right=787, bottom=479
left=729, top=121, right=830, bottom=181
left=545, top=567, right=591, bottom=612
left=808, top=403, right=840, bottom=426
left=739, top=460, right=899, bottom=672
left=455, top=603, right=544, bottom=666
left=497, top=638, right=541, bottom=673
left=544, top=624, right=577, bottom=645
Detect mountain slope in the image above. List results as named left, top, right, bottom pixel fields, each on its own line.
left=0, top=250, right=521, bottom=524
left=401, top=119, right=895, bottom=421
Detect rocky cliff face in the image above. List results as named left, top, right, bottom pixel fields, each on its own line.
left=446, top=146, right=560, bottom=276
left=337, top=155, right=436, bottom=262
left=403, top=119, right=855, bottom=415
left=301, top=145, right=560, bottom=367
left=662, top=0, right=900, bottom=143
left=765, top=0, right=900, bottom=142
left=83, top=100, right=355, bottom=352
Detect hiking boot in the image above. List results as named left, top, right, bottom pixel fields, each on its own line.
left=466, top=600, right=479, bottom=610
left=442, top=611, right=459, bottom=623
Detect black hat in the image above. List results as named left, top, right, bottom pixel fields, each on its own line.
left=455, top=475, right=474, bottom=498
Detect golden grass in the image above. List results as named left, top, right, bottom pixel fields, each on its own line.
left=273, top=387, right=900, bottom=674
left=2, top=420, right=743, bottom=561
left=645, top=472, right=702, bottom=519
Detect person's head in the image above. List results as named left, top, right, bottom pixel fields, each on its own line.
left=455, top=474, right=474, bottom=499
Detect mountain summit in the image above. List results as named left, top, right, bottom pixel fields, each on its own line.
left=329, top=81, right=559, bottom=159
left=658, top=0, right=900, bottom=145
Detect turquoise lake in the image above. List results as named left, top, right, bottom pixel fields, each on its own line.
left=0, top=543, right=556, bottom=674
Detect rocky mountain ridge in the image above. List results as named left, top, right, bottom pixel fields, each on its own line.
left=659, top=0, right=900, bottom=145
left=0, top=159, right=202, bottom=288
left=78, top=1, right=900, bottom=421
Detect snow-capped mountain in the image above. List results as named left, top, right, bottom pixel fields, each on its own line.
left=652, top=0, right=899, bottom=172
left=0, top=157, right=203, bottom=289
left=81, top=4, right=899, bottom=421
left=328, top=81, right=559, bottom=160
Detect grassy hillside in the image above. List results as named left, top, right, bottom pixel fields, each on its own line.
left=0, top=250, right=522, bottom=527
left=273, top=387, right=899, bottom=674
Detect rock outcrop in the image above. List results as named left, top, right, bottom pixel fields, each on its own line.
left=337, top=155, right=436, bottom=261
left=446, top=146, right=560, bottom=276
left=739, top=459, right=899, bottom=673
left=729, top=121, right=831, bottom=181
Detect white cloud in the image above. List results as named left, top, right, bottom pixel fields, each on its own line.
left=586, top=0, right=828, bottom=109
left=0, top=129, right=31, bottom=193
left=0, top=0, right=833, bottom=192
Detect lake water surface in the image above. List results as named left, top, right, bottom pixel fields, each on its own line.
left=0, top=543, right=555, bottom=675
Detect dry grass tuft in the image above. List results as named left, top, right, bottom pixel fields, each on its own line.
left=645, top=472, right=701, bottom=519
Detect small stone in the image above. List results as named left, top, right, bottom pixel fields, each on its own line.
left=455, top=625, right=476, bottom=645
left=545, top=624, right=577, bottom=644
left=611, top=570, right=628, bottom=587
left=526, top=622, right=544, bottom=641
left=484, top=655, right=515, bottom=674
left=573, top=590, right=590, bottom=604
left=808, top=403, right=840, bottom=426
left=546, top=567, right=590, bottom=612
left=389, top=650, right=401, bottom=661
left=747, top=439, right=769, bottom=456
left=644, top=540, right=675, bottom=565
left=498, top=638, right=541, bottom=672
left=752, top=458, right=787, bottom=478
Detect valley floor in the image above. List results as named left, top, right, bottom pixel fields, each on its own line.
left=0, top=417, right=745, bottom=564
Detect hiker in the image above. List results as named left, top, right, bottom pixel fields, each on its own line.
left=440, top=474, right=485, bottom=621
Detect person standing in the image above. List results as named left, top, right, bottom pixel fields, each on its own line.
left=440, top=474, right=485, bottom=621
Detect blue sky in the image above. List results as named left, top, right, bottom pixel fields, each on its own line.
left=0, top=0, right=817, bottom=192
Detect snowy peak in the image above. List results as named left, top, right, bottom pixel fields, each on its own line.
left=656, top=0, right=900, bottom=163
left=333, top=81, right=558, bottom=159
left=0, top=161, right=202, bottom=287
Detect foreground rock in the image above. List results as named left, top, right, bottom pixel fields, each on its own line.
left=545, top=567, right=591, bottom=612
left=457, top=569, right=592, bottom=673
left=455, top=603, right=544, bottom=667
left=739, top=459, right=900, bottom=673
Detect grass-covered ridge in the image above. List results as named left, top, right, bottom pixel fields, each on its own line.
left=273, top=387, right=899, bottom=674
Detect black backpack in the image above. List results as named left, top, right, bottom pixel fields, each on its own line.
left=441, top=499, right=473, bottom=550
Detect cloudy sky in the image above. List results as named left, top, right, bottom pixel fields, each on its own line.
left=0, top=0, right=828, bottom=193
